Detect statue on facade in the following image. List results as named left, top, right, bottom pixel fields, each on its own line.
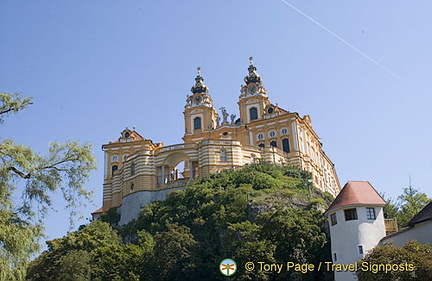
left=219, top=107, right=228, bottom=124
left=230, top=114, right=236, bottom=124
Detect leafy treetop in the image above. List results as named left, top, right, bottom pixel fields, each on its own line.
left=0, top=93, right=96, bottom=281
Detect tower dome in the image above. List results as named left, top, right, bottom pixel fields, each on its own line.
left=191, top=67, right=209, bottom=94
left=244, top=57, right=262, bottom=85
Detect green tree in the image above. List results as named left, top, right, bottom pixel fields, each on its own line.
left=382, top=195, right=399, bottom=220
left=29, top=163, right=332, bottom=281
left=91, top=244, right=144, bottom=281
left=258, top=208, right=329, bottom=280
left=397, top=186, right=429, bottom=227
left=126, top=163, right=331, bottom=280
left=222, top=221, right=276, bottom=281
left=90, top=228, right=154, bottom=281
left=56, top=250, right=91, bottom=281
left=27, top=220, right=122, bottom=281
left=357, top=240, right=432, bottom=281
left=383, top=186, right=430, bottom=228
left=152, top=223, right=198, bottom=281
left=0, top=93, right=96, bottom=280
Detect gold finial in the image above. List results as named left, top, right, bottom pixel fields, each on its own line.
left=197, top=66, right=201, bottom=75
left=249, top=57, right=253, bottom=64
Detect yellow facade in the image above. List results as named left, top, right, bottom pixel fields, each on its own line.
left=101, top=60, right=341, bottom=217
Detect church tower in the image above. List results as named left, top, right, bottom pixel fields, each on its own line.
left=184, top=67, right=218, bottom=142
left=238, top=57, right=271, bottom=124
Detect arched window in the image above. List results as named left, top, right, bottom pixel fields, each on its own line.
left=193, top=117, right=201, bottom=130
left=258, top=143, right=265, bottom=148
left=282, top=138, right=290, bottom=153
left=131, top=163, right=135, bottom=175
left=220, top=149, right=227, bottom=162
left=111, top=165, right=118, bottom=174
left=249, top=107, right=258, bottom=121
left=270, top=140, right=277, bottom=148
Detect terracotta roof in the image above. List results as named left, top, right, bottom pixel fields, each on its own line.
left=327, top=181, right=386, bottom=212
left=408, top=201, right=432, bottom=226
left=91, top=207, right=103, bottom=214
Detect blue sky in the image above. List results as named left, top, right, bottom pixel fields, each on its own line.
left=1, top=1, right=431, bottom=242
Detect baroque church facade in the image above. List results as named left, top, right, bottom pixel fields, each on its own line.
left=98, top=59, right=341, bottom=224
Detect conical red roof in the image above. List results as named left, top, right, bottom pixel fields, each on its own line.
left=327, top=181, right=386, bottom=212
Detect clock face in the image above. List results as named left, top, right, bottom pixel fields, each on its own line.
left=194, top=95, right=202, bottom=104
left=247, top=85, right=257, bottom=94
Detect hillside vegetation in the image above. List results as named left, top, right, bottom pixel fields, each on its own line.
left=28, top=162, right=334, bottom=281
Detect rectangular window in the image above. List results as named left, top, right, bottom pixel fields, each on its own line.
left=344, top=208, right=358, bottom=221
left=366, top=207, right=376, bottom=220
left=358, top=245, right=363, bottom=255
left=330, top=213, right=337, bottom=226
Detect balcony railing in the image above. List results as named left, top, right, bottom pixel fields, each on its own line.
left=156, top=143, right=198, bottom=153
left=385, top=218, right=398, bottom=235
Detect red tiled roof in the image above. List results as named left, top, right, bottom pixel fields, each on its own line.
left=327, top=181, right=386, bottom=212
left=91, top=207, right=103, bottom=214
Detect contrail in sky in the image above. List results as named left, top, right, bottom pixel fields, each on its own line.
left=280, top=0, right=407, bottom=85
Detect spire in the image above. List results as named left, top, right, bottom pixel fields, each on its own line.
left=191, top=66, right=209, bottom=94
left=244, top=56, right=262, bottom=85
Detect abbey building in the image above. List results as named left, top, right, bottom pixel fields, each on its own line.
left=97, top=59, right=341, bottom=224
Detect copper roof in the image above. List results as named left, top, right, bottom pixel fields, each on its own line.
left=327, top=181, right=386, bottom=212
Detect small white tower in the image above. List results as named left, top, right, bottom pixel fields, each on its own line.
left=326, top=181, right=387, bottom=281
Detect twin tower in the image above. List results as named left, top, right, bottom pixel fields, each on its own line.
left=98, top=58, right=341, bottom=224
